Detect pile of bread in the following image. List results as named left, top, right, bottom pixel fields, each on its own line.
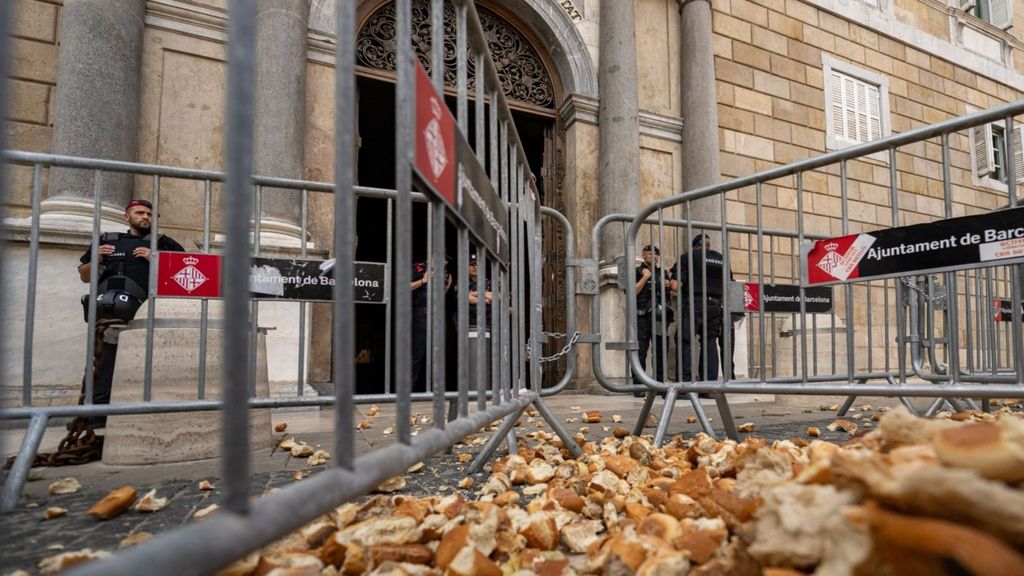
left=214, top=405, right=1024, bottom=576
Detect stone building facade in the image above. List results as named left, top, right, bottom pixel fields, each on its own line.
left=3, top=0, right=1022, bottom=402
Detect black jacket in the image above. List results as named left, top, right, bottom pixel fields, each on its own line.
left=672, top=248, right=732, bottom=302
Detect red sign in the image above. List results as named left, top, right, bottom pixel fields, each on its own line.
left=805, top=233, right=873, bottom=285
left=157, top=252, right=222, bottom=298
left=413, top=59, right=457, bottom=208
left=743, top=283, right=760, bottom=312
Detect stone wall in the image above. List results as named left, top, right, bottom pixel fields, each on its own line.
left=711, top=0, right=1024, bottom=372
left=6, top=0, right=61, bottom=212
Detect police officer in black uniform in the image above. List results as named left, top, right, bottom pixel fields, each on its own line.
left=78, top=199, right=184, bottom=426
left=410, top=258, right=451, bottom=393
left=672, top=234, right=732, bottom=382
left=635, top=244, right=671, bottom=383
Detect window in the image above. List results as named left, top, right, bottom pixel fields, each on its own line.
left=823, top=56, right=890, bottom=157
left=960, top=0, right=1013, bottom=29
left=970, top=119, right=1024, bottom=188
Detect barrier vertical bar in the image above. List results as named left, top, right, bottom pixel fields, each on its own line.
left=0, top=0, right=10, bottom=454
left=430, top=0, right=446, bottom=429
left=457, top=229, right=469, bottom=415
left=385, top=199, right=394, bottom=394
left=769, top=233, right=777, bottom=377
left=250, top=185, right=262, bottom=398
left=297, top=189, right=308, bottom=397
left=866, top=281, right=873, bottom=373
left=456, top=4, right=468, bottom=130
left=796, top=173, right=808, bottom=383
left=198, top=180, right=212, bottom=399
left=474, top=52, right=489, bottom=404
left=84, top=171, right=103, bottom=407
left=335, top=0, right=357, bottom=466
left=221, top=0, right=256, bottom=514
left=791, top=236, right=798, bottom=376
left=22, top=164, right=42, bottom=406
left=720, top=193, right=731, bottom=385
left=527, top=168, right=542, bottom=392
left=144, top=174, right=160, bottom=402
left=840, top=161, right=854, bottom=385
left=1008, top=115, right=1024, bottom=383
left=1007, top=116, right=1018, bottom=206
left=756, top=184, right=765, bottom=379
left=941, top=134, right=962, bottom=386
left=889, top=148, right=907, bottom=383
left=394, top=0, right=413, bottom=444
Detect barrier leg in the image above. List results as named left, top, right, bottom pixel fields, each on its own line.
left=532, top=397, right=582, bottom=458
left=837, top=395, right=857, bottom=417
left=468, top=406, right=525, bottom=474
left=504, top=430, right=518, bottom=455
left=899, top=396, right=919, bottom=415
left=633, top=391, right=657, bottom=436
left=652, top=388, right=678, bottom=447
left=924, top=397, right=945, bottom=416
left=1, top=413, right=49, bottom=512
left=713, top=393, right=738, bottom=441
left=945, top=397, right=966, bottom=413
left=686, top=392, right=718, bottom=439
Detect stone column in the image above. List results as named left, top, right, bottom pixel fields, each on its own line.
left=597, top=0, right=641, bottom=262
left=46, top=0, right=145, bottom=221
left=253, top=0, right=310, bottom=244
left=678, top=0, right=721, bottom=228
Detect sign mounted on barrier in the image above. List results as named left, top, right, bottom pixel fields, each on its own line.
left=803, top=207, right=1024, bottom=286
left=411, top=59, right=508, bottom=261
left=157, top=253, right=388, bottom=303
left=157, top=252, right=222, bottom=298
left=743, top=283, right=833, bottom=313
left=994, top=298, right=1023, bottom=322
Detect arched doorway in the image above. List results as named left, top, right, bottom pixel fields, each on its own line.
left=312, top=0, right=582, bottom=388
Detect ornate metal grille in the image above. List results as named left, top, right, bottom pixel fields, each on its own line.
left=357, top=0, right=555, bottom=108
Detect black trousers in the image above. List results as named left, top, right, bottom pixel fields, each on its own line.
left=86, top=323, right=118, bottom=428
left=636, top=315, right=666, bottom=383
left=678, top=303, right=724, bottom=381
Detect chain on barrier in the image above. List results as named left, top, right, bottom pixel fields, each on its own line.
left=902, top=276, right=947, bottom=305
left=526, top=330, right=581, bottom=363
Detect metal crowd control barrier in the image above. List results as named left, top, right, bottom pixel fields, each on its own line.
left=0, top=0, right=582, bottom=572
left=599, top=101, right=1024, bottom=445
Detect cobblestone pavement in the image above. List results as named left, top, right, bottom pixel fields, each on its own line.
left=1, top=392, right=1000, bottom=575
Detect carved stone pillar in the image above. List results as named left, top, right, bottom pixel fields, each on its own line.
left=45, top=0, right=145, bottom=229
left=597, top=0, right=641, bottom=262
left=678, top=0, right=721, bottom=229
left=254, top=0, right=311, bottom=245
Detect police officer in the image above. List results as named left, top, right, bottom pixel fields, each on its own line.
left=78, top=199, right=184, bottom=427
left=410, top=258, right=451, bottom=393
left=672, top=234, right=732, bottom=382
left=635, top=244, right=671, bottom=383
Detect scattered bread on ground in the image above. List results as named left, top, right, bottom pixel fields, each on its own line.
left=47, top=477, right=81, bottom=496
left=39, top=405, right=1022, bottom=575
left=86, top=486, right=137, bottom=520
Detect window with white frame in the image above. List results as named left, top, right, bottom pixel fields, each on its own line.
left=969, top=118, right=1024, bottom=188
left=960, top=0, right=1013, bottom=30
left=823, top=56, right=890, bottom=156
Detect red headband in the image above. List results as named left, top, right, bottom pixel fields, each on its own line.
left=125, top=201, right=150, bottom=211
